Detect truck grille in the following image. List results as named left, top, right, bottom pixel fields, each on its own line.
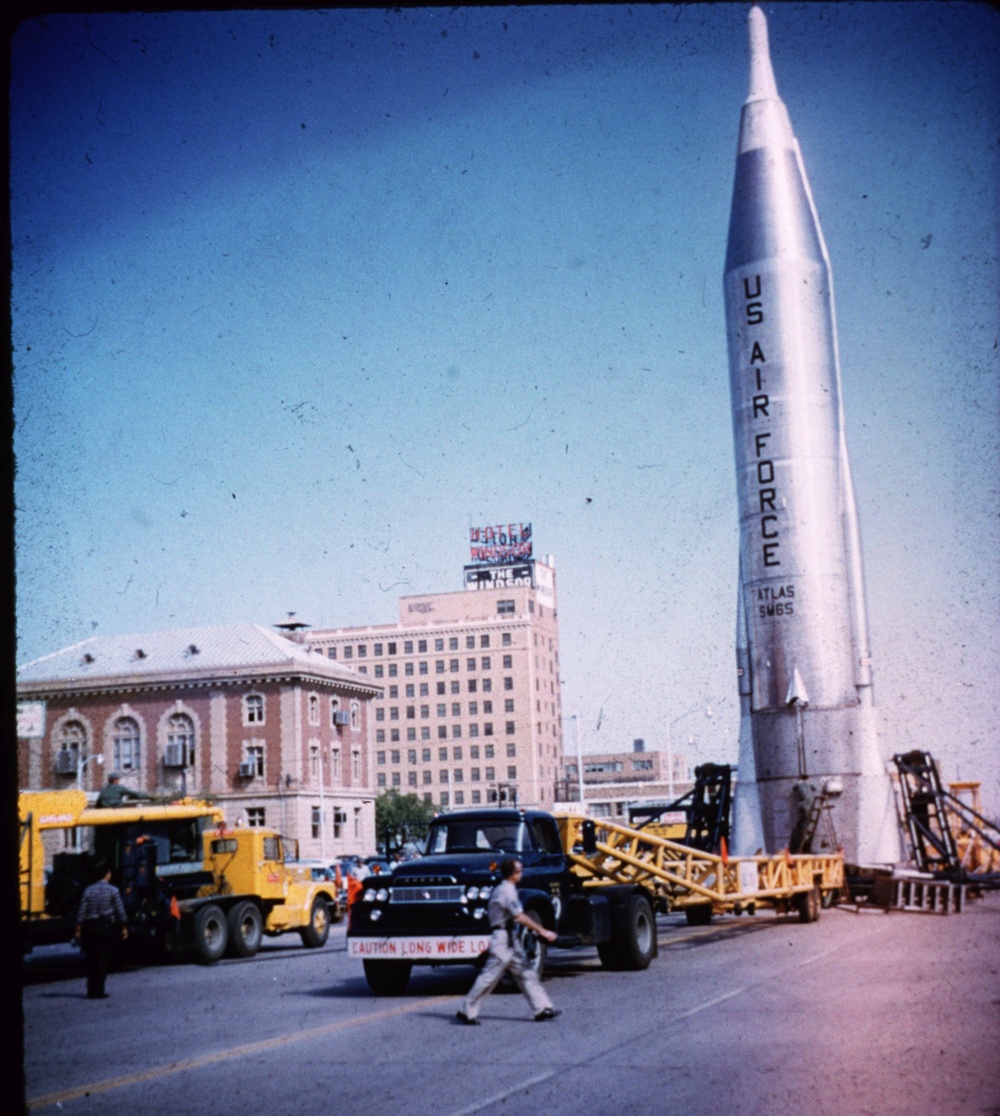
left=391, top=884, right=464, bottom=904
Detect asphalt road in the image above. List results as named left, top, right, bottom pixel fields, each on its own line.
left=22, top=895, right=1000, bottom=1116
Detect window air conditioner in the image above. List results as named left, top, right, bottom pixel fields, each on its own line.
left=55, top=750, right=78, bottom=775
left=238, top=760, right=256, bottom=778
left=332, top=710, right=351, bottom=726
left=163, top=742, right=189, bottom=768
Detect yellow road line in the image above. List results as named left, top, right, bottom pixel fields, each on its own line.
left=27, top=995, right=454, bottom=1112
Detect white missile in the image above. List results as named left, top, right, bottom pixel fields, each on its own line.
left=724, top=6, right=900, bottom=865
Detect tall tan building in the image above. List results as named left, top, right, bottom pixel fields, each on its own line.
left=308, top=556, right=562, bottom=810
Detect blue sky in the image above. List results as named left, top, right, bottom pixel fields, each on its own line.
left=12, top=4, right=1000, bottom=812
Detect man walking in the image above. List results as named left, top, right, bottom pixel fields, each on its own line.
left=75, top=862, right=128, bottom=999
left=456, top=858, right=560, bottom=1024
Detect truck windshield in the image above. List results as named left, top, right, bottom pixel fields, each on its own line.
left=425, top=819, right=532, bottom=855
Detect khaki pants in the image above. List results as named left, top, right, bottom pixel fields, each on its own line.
left=461, top=928, right=553, bottom=1019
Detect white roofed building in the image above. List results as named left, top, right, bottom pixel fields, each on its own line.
left=16, top=623, right=381, bottom=856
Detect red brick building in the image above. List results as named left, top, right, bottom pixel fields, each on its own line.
left=16, top=623, right=381, bottom=857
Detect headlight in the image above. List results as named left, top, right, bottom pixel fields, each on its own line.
left=362, top=888, right=376, bottom=903
left=370, top=909, right=382, bottom=922
left=376, top=888, right=389, bottom=902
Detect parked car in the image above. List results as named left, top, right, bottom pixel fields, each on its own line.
left=363, top=856, right=395, bottom=877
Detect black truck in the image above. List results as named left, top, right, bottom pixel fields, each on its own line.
left=347, top=807, right=657, bottom=994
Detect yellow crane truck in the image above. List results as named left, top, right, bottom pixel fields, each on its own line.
left=19, top=789, right=341, bottom=963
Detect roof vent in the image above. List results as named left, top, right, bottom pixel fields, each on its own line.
left=185, top=643, right=200, bottom=656
left=134, top=648, right=147, bottom=660
left=82, top=652, right=95, bottom=665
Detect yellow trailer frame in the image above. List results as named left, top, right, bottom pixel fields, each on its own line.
left=555, top=814, right=844, bottom=916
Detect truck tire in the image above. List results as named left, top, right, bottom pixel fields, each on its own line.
left=794, top=886, right=821, bottom=923
left=684, top=904, right=713, bottom=926
left=598, top=892, right=656, bottom=971
left=299, top=897, right=330, bottom=948
left=193, top=903, right=228, bottom=963
left=363, top=960, right=412, bottom=995
left=226, top=901, right=263, bottom=958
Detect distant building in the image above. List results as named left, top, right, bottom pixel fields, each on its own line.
left=556, top=743, right=693, bottom=821
left=16, top=624, right=381, bottom=856
left=308, top=555, right=562, bottom=810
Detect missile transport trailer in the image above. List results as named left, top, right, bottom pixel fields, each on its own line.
left=348, top=808, right=844, bottom=994
left=19, top=790, right=342, bottom=962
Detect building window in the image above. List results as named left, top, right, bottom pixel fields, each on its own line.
left=508, top=766, right=517, bottom=780
left=486, top=767, right=495, bottom=781
left=467, top=658, right=476, bottom=671
left=482, top=679, right=492, bottom=693
left=483, top=701, right=493, bottom=714
left=419, top=683, right=429, bottom=697
left=470, top=745, right=480, bottom=760
left=452, top=725, right=462, bottom=738
left=440, top=792, right=450, bottom=808
left=420, top=704, right=430, bottom=718
left=408, top=771, right=418, bottom=787
left=449, top=637, right=459, bottom=650
left=167, top=713, right=195, bottom=767
left=56, top=720, right=87, bottom=777
left=452, top=746, right=463, bottom=761
left=455, top=791, right=465, bottom=805
left=436, top=661, right=445, bottom=674
left=453, top=769, right=464, bottom=783
left=352, top=750, right=361, bottom=779
left=328, top=647, right=337, bottom=659
left=376, top=708, right=385, bottom=722
left=471, top=767, right=480, bottom=782
left=502, top=633, right=512, bottom=646
left=502, top=655, right=513, bottom=669
left=376, top=730, right=386, bottom=744
left=480, top=635, right=490, bottom=648
left=391, top=750, right=400, bottom=764
left=405, top=663, right=414, bottom=677
left=244, top=694, right=264, bottom=725
left=375, top=665, right=384, bottom=678
left=485, top=744, right=494, bottom=759
left=310, top=744, right=319, bottom=776
left=377, top=751, right=386, bottom=765
left=344, top=646, right=353, bottom=659
left=450, top=660, right=459, bottom=673
left=374, top=643, right=383, bottom=657
left=440, top=770, right=449, bottom=784
left=506, top=721, right=515, bottom=735
left=112, top=717, right=140, bottom=772
left=407, top=728, right=416, bottom=741
left=247, top=807, right=266, bottom=827
left=386, top=642, right=396, bottom=655
left=423, top=770, right=432, bottom=784
left=419, top=640, right=427, bottom=653
left=484, top=723, right=493, bottom=736
left=437, top=682, right=446, bottom=695
left=350, top=701, right=360, bottom=730
left=406, top=705, right=415, bottom=719
left=378, top=773, right=387, bottom=788
left=507, top=743, right=517, bottom=758
left=422, top=748, right=432, bottom=762
left=435, top=638, right=444, bottom=651
left=404, top=641, right=413, bottom=654
left=334, top=808, right=347, bottom=838
left=439, top=747, right=448, bottom=761
left=331, top=748, right=341, bottom=778
left=437, top=704, right=447, bottom=717
left=498, top=600, right=514, bottom=615
left=388, top=664, right=398, bottom=678
left=469, top=724, right=479, bottom=737
left=419, top=662, right=428, bottom=676
left=244, top=742, right=264, bottom=777
left=311, top=806, right=322, bottom=839
left=389, top=686, right=398, bottom=699
left=391, top=729, right=400, bottom=742
left=472, top=790, right=482, bottom=804
left=392, top=773, right=401, bottom=787
left=468, top=679, right=477, bottom=694
left=451, top=681, right=461, bottom=695
left=481, top=657, right=491, bottom=670
left=308, top=693, right=319, bottom=725
left=504, top=677, right=513, bottom=691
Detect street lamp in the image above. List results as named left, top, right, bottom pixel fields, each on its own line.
left=77, top=753, right=104, bottom=790
left=667, top=706, right=713, bottom=800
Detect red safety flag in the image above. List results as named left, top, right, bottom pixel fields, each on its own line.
left=170, top=895, right=180, bottom=921
left=719, top=836, right=729, bottom=865
left=335, top=864, right=343, bottom=890
left=346, top=875, right=362, bottom=908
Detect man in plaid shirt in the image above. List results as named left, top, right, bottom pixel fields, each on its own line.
left=75, top=863, right=128, bottom=999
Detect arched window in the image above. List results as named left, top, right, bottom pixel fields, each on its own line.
left=350, top=701, right=360, bottom=731
left=308, top=693, right=319, bottom=725
left=113, top=717, right=140, bottom=772
left=167, top=713, right=195, bottom=767
left=56, top=720, right=87, bottom=776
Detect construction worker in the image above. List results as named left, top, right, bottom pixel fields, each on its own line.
left=96, top=772, right=151, bottom=808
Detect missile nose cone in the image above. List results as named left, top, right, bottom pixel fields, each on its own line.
left=747, top=6, right=779, bottom=103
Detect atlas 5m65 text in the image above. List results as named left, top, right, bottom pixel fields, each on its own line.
left=724, top=6, right=899, bottom=866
